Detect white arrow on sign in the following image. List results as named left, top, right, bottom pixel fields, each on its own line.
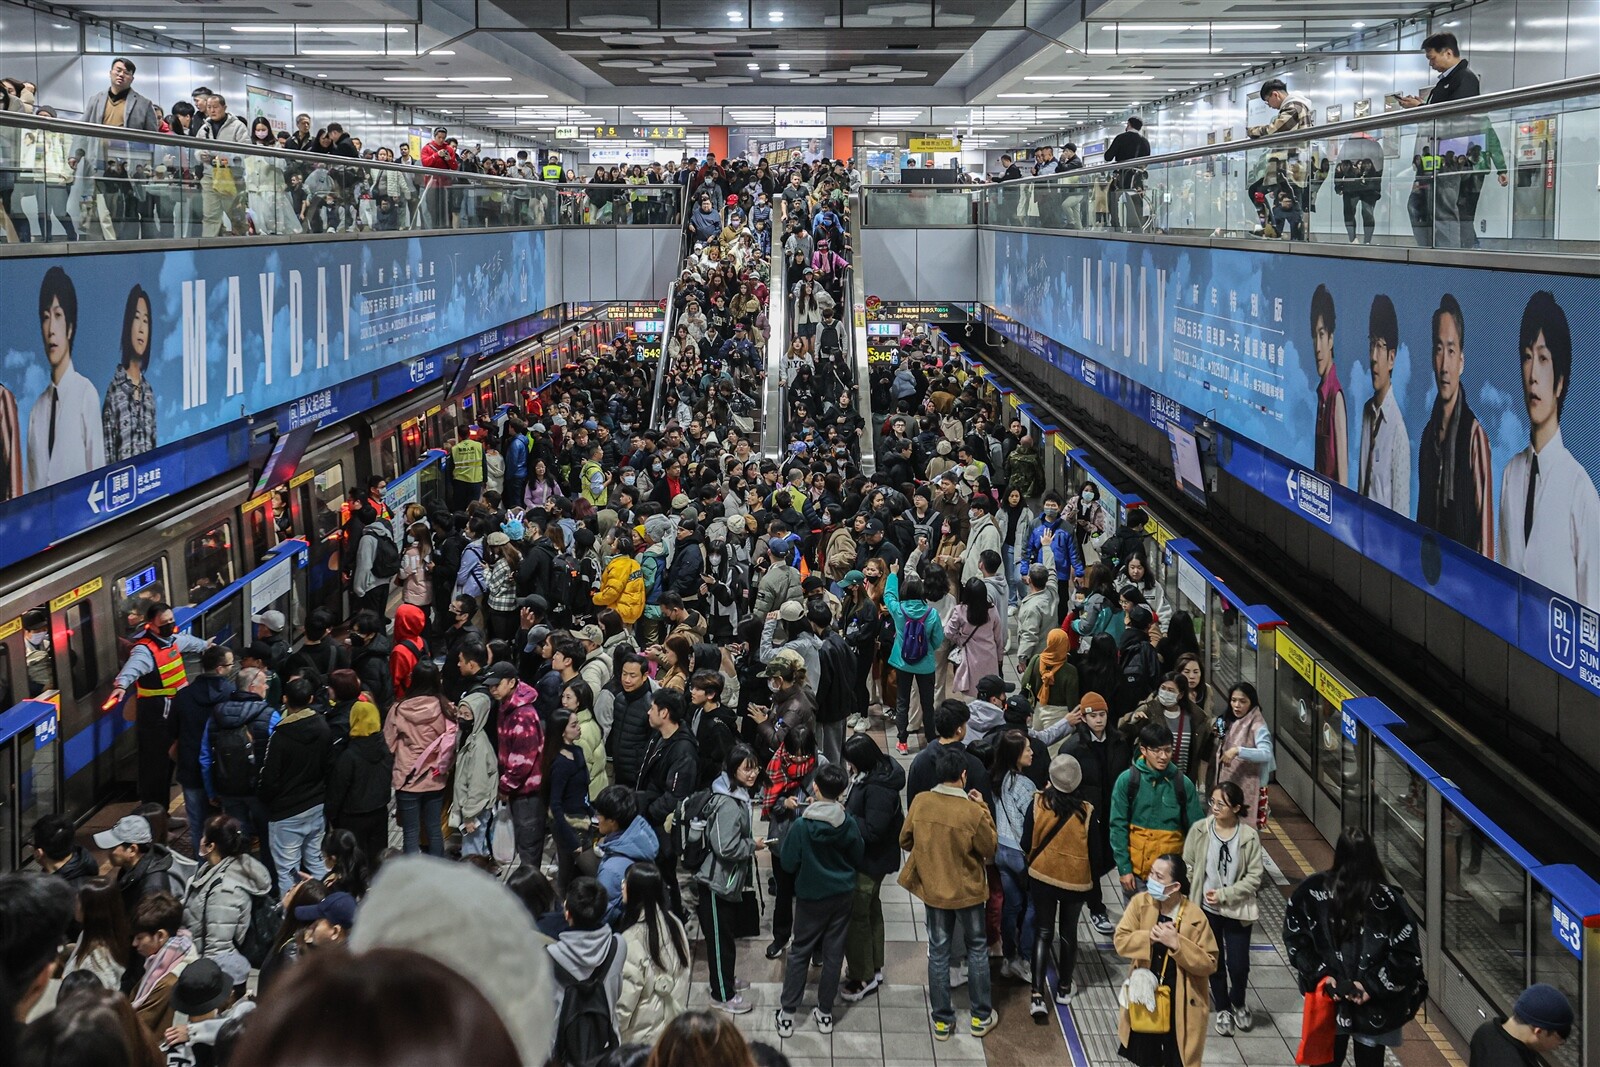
left=87, top=479, right=104, bottom=514
left=1285, top=469, right=1298, bottom=504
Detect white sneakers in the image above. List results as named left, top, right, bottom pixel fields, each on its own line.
left=774, top=1008, right=833, bottom=1037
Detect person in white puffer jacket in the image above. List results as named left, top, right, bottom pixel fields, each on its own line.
left=614, top=861, right=691, bottom=1045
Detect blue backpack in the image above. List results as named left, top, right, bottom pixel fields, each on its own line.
left=900, top=611, right=931, bottom=663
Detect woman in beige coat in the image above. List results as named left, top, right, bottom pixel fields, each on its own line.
left=1114, top=853, right=1219, bottom=1067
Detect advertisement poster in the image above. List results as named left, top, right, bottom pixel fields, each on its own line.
left=0, top=229, right=548, bottom=514
left=244, top=85, right=295, bottom=136
left=990, top=230, right=1600, bottom=618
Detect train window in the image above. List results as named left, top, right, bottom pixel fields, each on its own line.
left=1442, top=807, right=1527, bottom=1021
left=61, top=599, right=97, bottom=702
left=116, top=559, right=170, bottom=617
left=20, top=609, right=53, bottom=698
left=1371, top=746, right=1427, bottom=923
left=1530, top=883, right=1582, bottom=1067
left=1274, top=636, right=1317, bottom=774
left=186, top=523, right=235, bottom=606
left=380, top=432, right=400, bottom=482
left=17, top=706, right=57, bottom=858
left=192, top=599, right=243, bottom=651
left=307, top=465, right=348, bottom=620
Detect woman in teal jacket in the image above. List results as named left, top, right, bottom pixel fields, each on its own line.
left=883, top=571, right=944, bottom=755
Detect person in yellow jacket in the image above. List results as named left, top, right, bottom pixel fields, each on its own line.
left=448, top=429, right=485, bottom=511
left=594, top=528, right=646, bottom=626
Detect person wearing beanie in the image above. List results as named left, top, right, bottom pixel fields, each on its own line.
left=1470, top=983, right=1573, bottom=1066
left=326, top=699, right=394, bottom=866
left=1059, top=691, right=1130, bottom=935
left=1019, top=753, right=1096, bottom=1018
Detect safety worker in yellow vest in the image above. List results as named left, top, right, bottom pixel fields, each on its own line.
left=449, top=427, right=486, bottom=512
left=542, top=154, right=563, bottom=182
left=107, top=601, right=213, bottom=805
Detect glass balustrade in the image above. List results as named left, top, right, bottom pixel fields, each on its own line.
left=0, top=112, right=683, bottom=250
left=861, top=82, right=1599, bottom=255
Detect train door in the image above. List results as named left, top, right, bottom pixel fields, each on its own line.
left=301, top=464, right=350, bottom=621
left=0, top=698, right=60, bottom=873
left=34, top=581, right=114, bottom=820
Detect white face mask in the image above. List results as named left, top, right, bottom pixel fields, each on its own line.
left=1157, top=689, right=1180, bottom=708
left=1146, top=876, right=1170, bottom=900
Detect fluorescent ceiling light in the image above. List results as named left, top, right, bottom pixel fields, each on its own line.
left=727, top=9, right=743, bottom=19
left=218, top=43, right=231, bottom=49
left=152, top=23, right=166, bottom=29
left=998, top=93, right=1050, bottom=98
left=496, top=94, right=549, bottom=99
left=1049, top=92, right=1112, bottom=98
left=233, top=24, right=398, bottom=33
left=429, top=49, right=456, bottom=55
left=748, top=62, right=759, bottom=69
left=1352, top=22, right=1366, bottom=28
left=436, top=93, right=491, bottom=99
left=768, top=11, right=784, bottom=22
left=301, top=48, right=384, bottom=55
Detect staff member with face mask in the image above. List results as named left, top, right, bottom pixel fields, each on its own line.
left=108, top=601, right=215, bottom=805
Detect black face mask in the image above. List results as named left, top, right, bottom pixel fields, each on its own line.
left=156, top=623, right=177, bottom=639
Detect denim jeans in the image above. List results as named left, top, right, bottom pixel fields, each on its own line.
left=1207, top=910, right=1253, bottom=1011
left=268, top=805, right=328, bottom=895
left=182, top=785, right=212, bottom=855
left=994, top=844, right=1036, bottom=961
left=396, top=789, right=446, bottom=856
left=925, top=904, right=992, bottom=1025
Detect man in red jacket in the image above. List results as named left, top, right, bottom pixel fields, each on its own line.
left=420, top=126, right=458, bottom=228
left=389, top=604, right=429, bottom=703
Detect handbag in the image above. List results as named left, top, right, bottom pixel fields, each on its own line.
left=489, top=802, right=516, bottom=866
left=570, top=815, right=601, bottom=876
left=1127, top=903, right=1181, bottom=1034
left=1296, top=977, right=1339, bottom=1064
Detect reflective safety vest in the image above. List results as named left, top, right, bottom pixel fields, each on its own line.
left=450, top=439, right=485, bottom=483
left=542, top=163, right=563, bottom=181
left=135, top=636, right=188, bottom=698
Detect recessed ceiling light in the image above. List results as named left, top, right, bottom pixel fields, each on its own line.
left=316, top=73, right=327, bottom=78
left=1443, top=20, right=1460, bottom=27
left=1212, top=71, right=1225, bottom=76
left=430, top=49, right=455, bottom=56
left=768, top=11, right=784, bottom=21
left=218, top=44, right=231, bottom=49
left=779, top=62, right=790, bottom=70
left=1351, top=22, right=1366, bottom=28
left=748, top=62, right=759, bottom=69
left=727, top=9, right=743, bottom=20
left=284, top=63, right=295, bottom=67
left=152, top=23, right=166, bottom=29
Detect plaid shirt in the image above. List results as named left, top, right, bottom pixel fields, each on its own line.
left=762, top=747, right=816, bottom=818
left=101, top=366, right=156, bottom=462
left=485, top=558, right=518, bottom=613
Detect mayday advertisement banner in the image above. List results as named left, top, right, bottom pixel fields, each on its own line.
left=990, top=230, right=1600, bottom=615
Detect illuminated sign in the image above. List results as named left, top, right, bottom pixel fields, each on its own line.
left=121, top=565, right=161, bottom=599
left=869, top=303, right=963, bottom=323
left=50, top=577, right=104, bottom=613
left=589, top=126, right=690, bottom=140
left=908, top=137, right=957, bottom=152
left=603, top=302, right=667, bottom=321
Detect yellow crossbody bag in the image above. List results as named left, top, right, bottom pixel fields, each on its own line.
left=1128, top=903, right=1181, bottom=1034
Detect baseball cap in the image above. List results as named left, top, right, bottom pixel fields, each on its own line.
left=976, top=675, right=1016, bottom=700
left=838, top=570, right=865, bottom=589
left=574, top=624, right=604, bottom=644
left=483, top=660, right=521, bottom=684
left=293, top=890, right=358, bottom=929
left=173, top=959, right=232, bottom=1016
left=767, top=537, right=791, bottom=558
left=93, top=814, right=152, bottom=849
left=762, top=648, right=806, bottom=681
left=516, top=594, right=550, bottom=615
left=865, top=518, right=884, bottom=534
left=251, top=609, right=286, bottom=633
left=778, top=600, right=805, bottom=623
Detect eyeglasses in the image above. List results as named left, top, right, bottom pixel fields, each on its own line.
left=1208, top=798, right=1235, bottom=810
left=1142, top=745, right=1174, bottom=756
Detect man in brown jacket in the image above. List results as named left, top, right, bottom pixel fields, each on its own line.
left=899, top=744, right=1000, bottom=1041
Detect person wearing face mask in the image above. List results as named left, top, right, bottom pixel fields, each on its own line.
left=1113, top=852, right=1219, bottom=1067
left=1023, top=490, right=1084, bottom=619
left=110, top=600, right=214, bottom=805
left=1119, top=671, right=1214, bottom=789
left=1110, top=722, right=1204, bottom=899
left=21, top=606, right=55, bottom=696
left=961, top=494, right=1003, bottom=586
left=1069, top=482, right=1108, bottom=560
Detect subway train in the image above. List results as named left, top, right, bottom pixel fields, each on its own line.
left=0, top=314, right=620, bottom=868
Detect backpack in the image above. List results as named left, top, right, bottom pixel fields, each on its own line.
left=819, top=321, right=842, bottom=355
left=400, top=706, right=458, bottom=789
left=675, top=787, right=721, bottom=873
left=549, top=552, right=590, bottom=619
left=365, top=526, right=401, bottom=579
left=236, top=885, right=280, bottom=967
left=1122, top=763, right=1193, bottom=823
left=211, top=713, right=267, bottom=796
left=552, top=936, right=622, bottom=1067
left=899, top=610, right=931, bottom=664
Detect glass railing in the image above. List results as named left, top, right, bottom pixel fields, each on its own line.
left=0, top=110, right=684, bottom=251
left=862, top=75, right=1600, bottom=255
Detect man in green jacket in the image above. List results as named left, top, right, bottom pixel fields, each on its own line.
left=1110, top=721, right=1203, bottom=893
left=776, top=764, right=863, bottom=1038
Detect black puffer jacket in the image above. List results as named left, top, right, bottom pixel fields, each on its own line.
left=606, top=683, right=656, bottom=789
left=846, top=757, right=906, bottom=879
left=325, top=734, right=393, bottom=821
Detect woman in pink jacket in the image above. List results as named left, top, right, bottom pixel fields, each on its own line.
left=382, top=661, right=456, bottom=856
left=944, top=578, right=1004, bottom=699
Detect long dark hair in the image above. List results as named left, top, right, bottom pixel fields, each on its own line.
left=842, top=732, right=885, bottom=777
left=539, top=709, right=572, bottom=797
left=959, top=577, right=990, bottom=627
left=1158, top=611, right=1201, bottom=663
left=1327, top=827, right=1389, bottom=939
left=119, top=285, right=152, bottom=371
left=77, top=876, right=131, bottom=968
left=320, top=828, right=371, bottom=899
left=618, top=861, right=689, bottom=972
left=250, top=116, right=274, bottom=145
left=989, top=728, right=1028, bottom=784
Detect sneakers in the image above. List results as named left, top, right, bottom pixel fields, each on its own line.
left=949, top=964, right=968, bottom=988
left=853, top=716, right=871, bottom=734
left=713, top=994, right=752, bottom=1015
left=812, top=1008, right=834, bottom=1035
left=999, top=957, right=1033, bottom=983
left=1090, top=912, right=1115, bottom=936
left=896, top=741, right=909, bottom=755
left=1215, top=1009, right=1235, bottom=1037
left=765, top=939, right=788, bottom=960
left=841, top=973, right=881, bottom=1002
left=1234, top=1004, right=1254, bottom=1031
left=1054, top=981, right=1077, bottom=1005
left=734, top=977, right=751, bottom=992
left=1030, top=993, right=1049, bottom=1024
left=933, top=1019, right=954, bottom=1042
left=775, top=1010, right=795, bottom=1039
left=971, top=1010, right=999, bottom=1037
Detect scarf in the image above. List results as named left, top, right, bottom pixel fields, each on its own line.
left=1038, top=628, right=1072, bottom=705
left=133, top=929, right=194, bottom=1007
left=762, top=747, right=815, bottom=817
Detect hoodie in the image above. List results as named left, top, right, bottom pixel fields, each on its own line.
left=597, top=815, right=659, bottom=924
left=184, top=854, right=271, bottom=959
left=384, top=693, right=455, bottom=793
left=326, top=733, right=394, bottom=820
left=845, top=758, right=906, bottom=879
left=964, top=698, right=1006, bottom=748
left=49, top=845, right=101, bottom=892
left=389, top=605, right=429, bottom=702
left=883, top=572, right=944, bottom=673
left=695, top=773, right=757, bottom=901
left=257, top=708, right=334, bottom=821
left=548, top=925, right=627, bottom=1020
left=351, top=856, right=558, bottom=1067
left=778, top=798, right=864, bottom=900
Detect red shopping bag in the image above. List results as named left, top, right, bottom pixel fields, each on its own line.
left=1296, top=977, right=1338, bottom=1065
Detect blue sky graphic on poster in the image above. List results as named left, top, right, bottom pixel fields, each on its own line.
left=0, top=229, right=545, bottom=508
left=990, top=230, right=1600, bottom=612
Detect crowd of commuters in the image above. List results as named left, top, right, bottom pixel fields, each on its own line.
left=0, top=78, right=1568, bottom=1067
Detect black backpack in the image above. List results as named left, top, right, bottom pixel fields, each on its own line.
left=552, top=937, right=621, bottom=1067
left=365, top=526, right=401, bottom=579
left=236, top=885, right=279, bottom=967
left=674, top=787, right=720, bottom=873
left=819, top=321, right=842, bottom=355
left=549, top=553, right=590, bottom=620
left=210, top=711, right=266, bottom=796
